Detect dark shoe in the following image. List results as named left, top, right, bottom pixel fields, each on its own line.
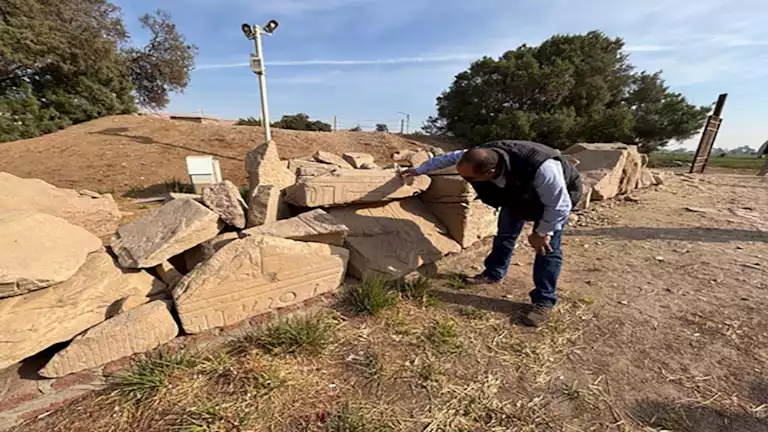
left=522, top=304, right=552, bottom=327
left=463, top=274, right=502, bottom=286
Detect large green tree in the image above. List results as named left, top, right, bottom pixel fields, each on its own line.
left=0, top=1, right=196, bottom=142
left=425, top=31, right=710, bottom=152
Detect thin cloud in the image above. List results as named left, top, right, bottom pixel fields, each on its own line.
left=196, top=54, right=478, bottom=70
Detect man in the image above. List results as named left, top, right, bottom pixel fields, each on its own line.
left=402, top=140, right=581, bottom=327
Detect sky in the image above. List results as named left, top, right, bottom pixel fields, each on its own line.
left=115, top=0, right=768, bottom=150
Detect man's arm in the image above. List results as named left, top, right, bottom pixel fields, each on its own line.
left=412, top=150, right=465, bottom=175
left=532, top=159, right=572, bottom=236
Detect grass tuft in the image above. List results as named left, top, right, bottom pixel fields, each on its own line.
left=447, top=274, right=468, bottom=290
left=234, top=314, right=336, bottom=356
left=424, top=319, right=462, bottom=353
left=164, top=178, right=193, bottom=193
left=349, top=350, right=384, bottom=379
left=112, top=350, right=197, bottom=402
left=239, top=185, right=249, bottom=202
left=397, top=276, right=435, bottom=307
left=323, top=403, right=391, bottom=432
left=457, top=306, right=488, bottom=320
left=342, top=278, right=399, bottom=316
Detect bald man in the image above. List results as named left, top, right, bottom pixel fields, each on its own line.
left=402, top=140, right=581, bottom=326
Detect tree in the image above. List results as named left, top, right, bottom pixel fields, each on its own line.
left=271, top=113, right=332, bottom=132
left=235, top=116, right=262, bottom=126
left=0, top=1, right=196, bottom=142
left=426, top=31, right=709, bottom=152
left=124, top=10, right=197, bottom=110
left=349, top=125, right=362, bottom=132
left=375, top=123, right=389, bottom=132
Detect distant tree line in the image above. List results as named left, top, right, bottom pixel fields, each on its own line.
left=424, top=31, right=710, bottom=153
left=236, top=113, right=332, bottom=132
left=0, top=1, right=197, bottom=142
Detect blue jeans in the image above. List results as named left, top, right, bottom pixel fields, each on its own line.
left=483, top=207, right=563, bottom=307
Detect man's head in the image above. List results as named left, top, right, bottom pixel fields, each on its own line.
left=457, top=148, right=500, bottom=182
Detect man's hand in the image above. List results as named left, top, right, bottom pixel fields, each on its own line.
left=399, top=167, right=419, bottom=177
left=528, top=232, right=552, bottom=256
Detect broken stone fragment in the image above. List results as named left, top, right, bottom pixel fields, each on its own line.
left=111, top=198, right=222, bottom=268
left=423, top=201, right=497, bottom=248
left=342, top=152, right=375, bottom=168
left=155, top=261, right=183, bottom=288
left=328, top=198, right=460, bottom=280
left=244, top=141, right=295, bottom=228
left=285, top=169, right=431, bottom=207
left=202, top=180, right=247, bottom=229
left=173, top=235, right=349, bottom=334
left=39, top=301, right=179, bottom=378
left=313, top=150, right=354, bottom=168
left=0, top=251, right=165, bottom=370
left=0, top=211, right=102, bottom=298
left=0, top=172, right=121, bottom=237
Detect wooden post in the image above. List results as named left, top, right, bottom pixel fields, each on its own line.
left=690, top=93, right=727, bottom=174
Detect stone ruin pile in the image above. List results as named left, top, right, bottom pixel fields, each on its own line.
left=0, top=141, right=662, bottom=376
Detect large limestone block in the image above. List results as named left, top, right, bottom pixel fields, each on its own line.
left=285, top=169, right=431, bottom=207
left=185, top=210, right=348, bottom=270
left=0, top=251, right=165, bottom=370
left=573, top=150, right=630, bottom=200
left=245, top=140, right=295, bottom=191
left=619, top=148, right=643, bottom=194
left=288, top=159, right=337, bottom=176
left=313, top=151, right=354, bottom=169
left=173, top=236, right=349, bottom=334
left=247, top=184, right=285, bottom=226
left=40, top=301, right=179, bottom=377
left=424, top=201, right=497, bottom=248
left=328, top=199, right=461, bottom=279
left=111, top=199, right=222, bottom=268
left=638, top=169, right=655, bottom=189
left=342, top=152, right=375, bottom=168
left=244, top=209, right=348, bottom=246
left=420, top=175, right=476, bottom=203
left=245, top=141, right=296, bottom=227
left=0, top=172, right=121, bottom=237
left=0, top=212, right=102, bottom=298
left=202, top=181, right=247, bottom=229
left=392, top=150, right=430, bottom=167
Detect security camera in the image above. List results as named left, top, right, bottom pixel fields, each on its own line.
left=263, top=19, right=279, bottom=34
left=241, top=23, right=254, bottom=40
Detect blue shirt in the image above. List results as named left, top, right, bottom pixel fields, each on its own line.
left=414, top=150, right=572, bottom=235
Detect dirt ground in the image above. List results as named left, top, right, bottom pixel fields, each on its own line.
left=8, top=167, right=766, bottom=431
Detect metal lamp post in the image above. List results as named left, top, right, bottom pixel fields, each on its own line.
left=241, top=20, right=279, bottom=143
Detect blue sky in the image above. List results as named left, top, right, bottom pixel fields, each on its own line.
left=116, top=0, right=768, bottom=149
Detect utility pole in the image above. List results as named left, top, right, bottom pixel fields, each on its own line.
left=397, top=112, right=410, bottom=134
left=400, top=119, right=405, bottom=134
left=332, top=116, right=337, bottom=132
left=241, top=20, right=279, bottom=143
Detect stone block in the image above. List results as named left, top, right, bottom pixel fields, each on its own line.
left=638, top=169, right=655, bottom=188
left=155, top=261, right=183, bottom=288
left=288, top=159, right=337, bottom=176
left=572, top=150, right=630, bottom=200
left=651, top=171, right=665, bottom=185
left=563, top=142, right=631, bottom=155
left=0, top=251, right=165, bottom=370
left=328, top=199, right=461, bottom=279
left=247, top=184, right=289, bottom=227
left=409, top=151, right=431, bottom=168
left=619, top=147, right=643, bottom=194
left=111, top=199, right=222, bottom=268
left=201, top=180, right=247, bottom=229
left=313, top=151, right=354, bottom=168
left=424, top=201, right=497, bottom=248
left=640, top=154, right=649, bottom=168
left=419, top=175, right=476, bottom=203
left=342, top=152, right=375, bottom=168
left=359, top=162, right=379, bottom=170
left=40, top=301, right=179, bottom=377
left=183, top=232, right=241, bottom=271
left=244, top=209, right=348, bottom=246
left=106, top=295, right=146, bottom=318
left=173, top=236, right=349, bottom=334
left=1, top=212, right=102, bottom=298
left=575, top=186, right=592, bottom=211
left=0, top=172, right=121, bottom=237
left=285, top=169, right=431, bottom=207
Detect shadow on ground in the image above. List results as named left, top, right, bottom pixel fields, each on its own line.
left=573, top=226, right=768, bottom=243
